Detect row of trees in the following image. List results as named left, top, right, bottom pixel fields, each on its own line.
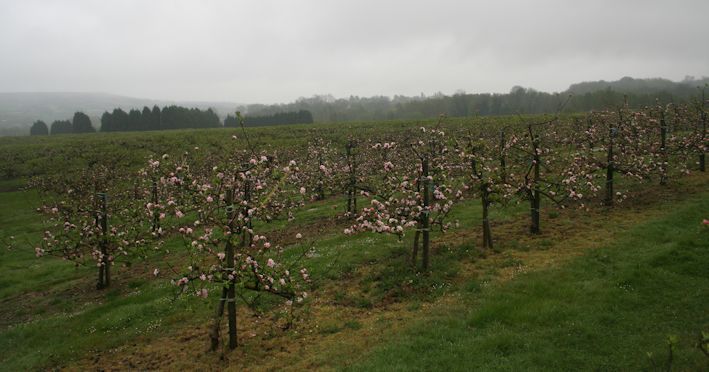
left=30, top=112, right=95, bottom=135
left=29, top=101, right=706, bottom=353
left=224, top=110, right=314, bottom=127
left=240, top=79, right=709, bottom=123
left=32, top=106, right=315, bottom=135
left=101, top=105, right=221, bottom=132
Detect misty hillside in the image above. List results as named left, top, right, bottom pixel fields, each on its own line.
left=0, top=92, right=240, bottom=136
left=565, top=76, right=709, bottom=96
left=2, top=76, right=708, bottom=136
left=241, top=76, right=709, bottom=123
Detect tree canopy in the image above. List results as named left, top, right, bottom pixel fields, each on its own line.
left=29, top=120, right=49, bottom=136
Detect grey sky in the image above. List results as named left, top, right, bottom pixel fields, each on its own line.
left=0, top=0, right=707, bottom=103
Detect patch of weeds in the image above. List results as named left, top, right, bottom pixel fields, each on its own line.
left=465, top=279, right=482, bottom=293
left=128, top=279, right=146, bottom=289
left=334, top=290, right=346, bottom=304
left=333, top=291, right=373, bottom=309
left=500, top=256, right=524, bottom=268
left=406, top=301, right=422, bottom=311
left=548, top=210, right=560, bottom=219
left=344, top=320, right=363, bottom=330
left=318, top=321, right=342, bottom=335
left=355, top=296, right=374, bottom=309
left=538, top=239, right=554, bottom=250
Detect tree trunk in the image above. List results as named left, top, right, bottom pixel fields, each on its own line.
left=316, top=152, right=325, bottom=200
left=529, top=128, right=541, bottom=234
left=660, top=110, right=668, bottom=185
left=481, top=184, right=493, bottom=249
left=225, top=189, right=237, bottom=350
left=151, top=181, right=159, bottom=232
left=411, top=228, right=420, bottom=267
left=499, top=130, right=507, bottom=184
left=530, top=186, right=540, bottom=234
left=97, top=193, right=110, bottom=289
left=605, top=124, right=615, bottom=207
left=700, top=111, right=706, bottom=172
left=346, top=142, right=357, bottom=216
left=209, top=286, right=228, bottom=351
left=421, top=156, right=431, bottom=271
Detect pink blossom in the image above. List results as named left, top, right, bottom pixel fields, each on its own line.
left=153, top=268, right=160, bottom=276
left=267, top=258, right=276, bottom=268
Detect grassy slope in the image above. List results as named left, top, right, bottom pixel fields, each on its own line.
left=1, top=182, right=707, bottom=370
left=0, top=119, right=705, bottom=370
left=346, top=193, right=709, bottom=371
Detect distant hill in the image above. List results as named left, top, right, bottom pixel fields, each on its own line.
left=2, top=76, right=708, bottom=136
left=565, top=76, right=709, bottom=96
left=0, top=92, right=240, bottom=136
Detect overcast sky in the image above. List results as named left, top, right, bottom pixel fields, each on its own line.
left=0, top=0, right=707, bottom=103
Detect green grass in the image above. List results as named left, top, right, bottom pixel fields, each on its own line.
left=345, top=193, right=709, bottom=371
left=1, top=115, right=706, bottom=370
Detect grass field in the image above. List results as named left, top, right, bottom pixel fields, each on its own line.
left=0, top=118, right=707, bottom=371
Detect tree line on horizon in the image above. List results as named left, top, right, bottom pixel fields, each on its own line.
left=240, top=76, right=709, bottom=122
left=29, top=76, right=708, bottom=136
left=223, top=110, right=314, bottom=127
left=30, top=106, right=314, bottom=135
left=30, top=112, right=94, bottom=136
